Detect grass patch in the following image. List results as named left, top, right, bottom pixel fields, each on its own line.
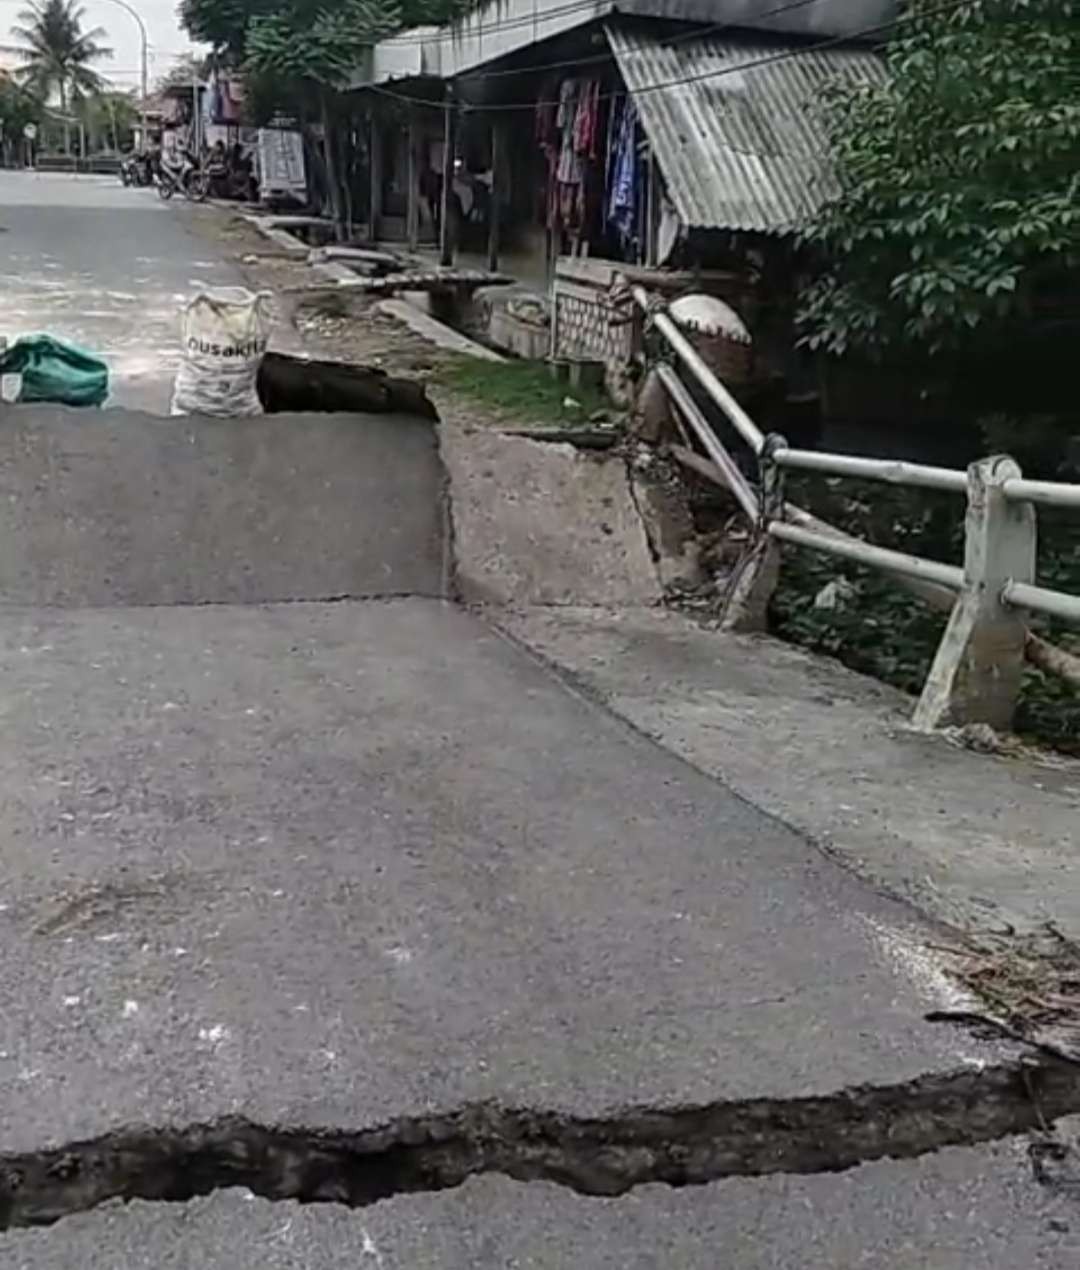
left=432, top=356, right=608, bottom=426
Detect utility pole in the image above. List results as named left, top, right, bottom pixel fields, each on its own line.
left=101, top=0, right=149, bottom=152
left=192, top=61, right=200, bottom=156
left=439, top=87, right=456, bottom=267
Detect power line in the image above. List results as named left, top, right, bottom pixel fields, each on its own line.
left=381, top=0, right=616, bottom=47
left=455, top=0, right=834, bottom=81
left=366, top=0, right=976, bottom=112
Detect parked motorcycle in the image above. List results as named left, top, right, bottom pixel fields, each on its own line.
left=119, top=153, right=153, bottom=187
left=205, top=157, right=255, bottom=202
left=203, top=142, right=257, bottom=202
left=157, top=151, right=210, bottom=203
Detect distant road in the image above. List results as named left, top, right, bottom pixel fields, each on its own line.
left=0, top=169, right=240, bottom=412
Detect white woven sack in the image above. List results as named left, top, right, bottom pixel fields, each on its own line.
left=171, top=287, right=273, bottom=417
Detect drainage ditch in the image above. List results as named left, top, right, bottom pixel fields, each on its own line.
left=3, top=1058, right=1079, bottom=1231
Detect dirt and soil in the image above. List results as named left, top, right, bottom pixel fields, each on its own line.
left=191, top=207, right=609, bottom=438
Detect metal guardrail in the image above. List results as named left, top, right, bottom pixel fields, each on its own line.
left=769, top=521, right=966, bottom=592
left=634, top=286, right=1080, bottom=732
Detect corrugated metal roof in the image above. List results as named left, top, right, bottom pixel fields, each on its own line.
left=607, top=24, right=884, bottom=235
left=360, top=1, right=895, bottom=87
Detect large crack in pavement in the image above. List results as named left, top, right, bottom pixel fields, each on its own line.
left=3, top=1058, right=1079, bottom=1231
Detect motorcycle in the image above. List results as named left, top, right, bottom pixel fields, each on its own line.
left=205, top=156, right=255, bottom=202
left=157, top=150, right=210, bottom=203
left=119, top=153, right=153, bottom=187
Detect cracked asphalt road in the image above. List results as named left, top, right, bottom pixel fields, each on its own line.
left=6, top=1136, right=1079, bottom=1270
left=0, top=597, right=1000, bottom=1149
left=0, top=173, right=1076, bottom=1266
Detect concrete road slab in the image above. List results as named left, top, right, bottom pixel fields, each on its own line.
left=0, top=407, right=445, bottom=605
left=0, top=599, right=1003, bottom=1157
left=3, top=1132, right=1077, bottom=1267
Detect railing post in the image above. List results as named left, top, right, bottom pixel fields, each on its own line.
left=721, top=433, right=786, bottom=632
left=912, top=455, right=1035, bottom=731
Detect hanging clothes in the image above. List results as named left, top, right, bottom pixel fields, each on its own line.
left=573, top=80, right=600, bottom=161
left=223, top=79, right=244, bottom=124
left=607, top=96, right=638, bottom=247
left=534, top=77, right=559, bottom=150
left=555, top=80, right=582, bottom=186
left=539, top=77, right=605, bottom=239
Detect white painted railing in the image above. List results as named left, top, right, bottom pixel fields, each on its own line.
left=635, top=286, right=1080, bottom=732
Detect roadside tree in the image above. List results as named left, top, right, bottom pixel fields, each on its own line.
left=8, top=0, right=111, bottom=151
left=799, top=0, right=1080, bottom=365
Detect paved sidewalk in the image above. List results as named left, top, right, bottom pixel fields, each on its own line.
left=494, top=605, right=1080, bottom=939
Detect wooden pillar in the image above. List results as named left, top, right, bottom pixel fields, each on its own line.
left=486, top=116, right=502, bottom=273
left=439, top=89, right=456, bottom=267
left=645, top=149, right=660, bottom=268
left=368, top=112, right=382, bottom=245
left=406, top=107, right=420, bottom=251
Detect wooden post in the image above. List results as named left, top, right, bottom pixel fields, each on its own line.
left=439, top=90, right=455, bottom=267
left=913, top=455, right=1036, bottom=732
left=486, top=116, right=502, bottom=273
left=406, top=108, right=420, bottom=251
left=368, top=112, right=382, bottom=245
left=645, top=149, right=659, bottom=268
left=721, top=433, right=787, bottom=633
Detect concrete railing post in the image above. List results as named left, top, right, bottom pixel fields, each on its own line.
left=913, top=455, right=1036, bottom=731
left=721, top=433, right=786, bottom=633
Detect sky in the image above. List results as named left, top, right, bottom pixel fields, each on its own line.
left=0, top=0, right=203, bottom=93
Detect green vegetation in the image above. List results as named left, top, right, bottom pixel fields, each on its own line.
left=243, top=0, right=397, bottom=232
left=0, top=75, right=40, bottom=161
left=76, top=89, right=138, bottom=151
left=800, top=0, right=1079, bottom=360
left=434, top=357, right=609, bottom=427
left=780, top=0, right=1080, bottom=750
left=178, top=0, right=485, bottom=235
left=8, top=0, right=110, bottom=115
left=179, top=0, right=479, bottom=61
left=770, top=478, right=1080, bottom=753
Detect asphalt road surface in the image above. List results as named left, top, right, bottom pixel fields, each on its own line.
left=0, top=170, right=239, bottom=413
left=0, top=177, right=1076, bottom=1266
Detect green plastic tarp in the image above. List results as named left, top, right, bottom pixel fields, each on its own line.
left=0, top=334, right=109, bottom=407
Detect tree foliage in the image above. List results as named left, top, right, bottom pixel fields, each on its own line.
left=799, top=0, right=1080, bottom=358
left=178, top=0, right=277, bottom=64
left=77, top=88, right=138, bottom=150
left=154, top=53, right=208, bottom=95
left=0, top=73, right=41, bottom=153
left=180, top=0, right=476, bottom=68
left=177, top=0, right=495, bottom=230
left=244, top=0, right=398, bottom=89
left=8, top=0, right=110, bottom=110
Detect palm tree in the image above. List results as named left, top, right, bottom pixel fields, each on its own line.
left=9, top=0, right=111, bottom=150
